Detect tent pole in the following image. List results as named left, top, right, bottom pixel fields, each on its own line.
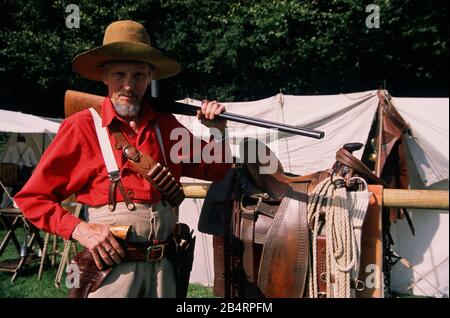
left=375, top=90, right=385, bottom=176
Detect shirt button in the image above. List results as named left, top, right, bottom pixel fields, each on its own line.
left=127, top=190, right=134, bottom=198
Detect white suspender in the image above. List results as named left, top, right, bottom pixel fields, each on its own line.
left=89, top=108, right=120, bottom=180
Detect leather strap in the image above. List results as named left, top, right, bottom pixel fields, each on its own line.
left=240, top=195, right=278, bottom=296
left=316, top=235, right=327, bottom=298
left=109, top=122, right=185, bottom=207
left=240, top=208, right=257, bottom=296
left=115, top=179, right=131, bottom=209
left=335, top=148, right=390, bottom=188
left=257, top=182, right=309, bottom=298
left=255, top=199, right=277, bottom=218
left=121, top=241, right=170, bottom=262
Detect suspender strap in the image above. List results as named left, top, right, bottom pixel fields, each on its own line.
left=15, top=144, right=26, bottom=165
left=89, top=108, right=135, bottom=212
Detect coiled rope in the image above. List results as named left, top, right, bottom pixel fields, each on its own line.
left=308, top=177, right=370, bottom=298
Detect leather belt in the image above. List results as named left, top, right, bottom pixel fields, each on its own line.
left=121, top=241, right=170, bottom=262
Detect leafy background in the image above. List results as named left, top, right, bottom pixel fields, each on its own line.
left=0, top=0, right=448, bottom=118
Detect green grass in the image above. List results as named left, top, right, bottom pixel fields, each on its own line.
left=0, top=228, right=214, bottom=298
left=0, top=266, right=69, bottom=298
left=187, top=283, right=215, bottom=298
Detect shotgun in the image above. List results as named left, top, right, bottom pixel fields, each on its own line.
left=64, top=90, right=325, bottom=139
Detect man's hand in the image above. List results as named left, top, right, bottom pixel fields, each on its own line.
left=71, top=222, right=125, bottom=270
left=196, top=100, right=227, bottom=133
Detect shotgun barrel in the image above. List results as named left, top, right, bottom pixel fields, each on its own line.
left=64, top=90, right=325, bottom=139
left=147, top=96, right=325, bottom=139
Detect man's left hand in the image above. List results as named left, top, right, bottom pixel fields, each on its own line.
left=196, top=100, right=227, bottom=132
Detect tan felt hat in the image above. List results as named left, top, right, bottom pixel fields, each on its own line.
left=72, top=20, right=180, bottom=81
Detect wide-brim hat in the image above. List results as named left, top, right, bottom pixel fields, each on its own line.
left=72, top=20, right=180, bottom=81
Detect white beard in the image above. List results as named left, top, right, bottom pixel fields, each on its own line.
left=113, top=101, right=141, bottom=118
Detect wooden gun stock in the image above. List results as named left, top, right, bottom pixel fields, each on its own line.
left=108, top=225, right=131, bottom=240
left=65, top=90, right=104, bottom=118
left=64, top=90, right=325, bottom=139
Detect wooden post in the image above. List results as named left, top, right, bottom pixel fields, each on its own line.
left=356, top=185, right=384, bottom=298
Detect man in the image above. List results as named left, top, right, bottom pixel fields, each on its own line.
left=15, top=20, right=231, bottom=297
left=2, top=134, right=37, bottom=174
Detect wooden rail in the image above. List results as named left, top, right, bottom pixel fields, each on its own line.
left=383, top=189, right=448, bottom=210
left=181, top=182, right=449, bottom=210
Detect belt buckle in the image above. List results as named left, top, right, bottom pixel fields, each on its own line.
left=146, top=244, right=164, bottom=262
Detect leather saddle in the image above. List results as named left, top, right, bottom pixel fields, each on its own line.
left=201, top=138, right=366, bottom=298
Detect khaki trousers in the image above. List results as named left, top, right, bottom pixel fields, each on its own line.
left=85, top=202, right=177, bottom=298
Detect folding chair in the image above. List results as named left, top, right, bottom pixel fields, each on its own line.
left=0, top=180, right=48, bottom=282
left=0, top=208, right=48, bottom=282
left=47, top=196, right=83, bottom=287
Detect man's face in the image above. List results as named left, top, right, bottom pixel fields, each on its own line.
left=102, top=61, right=153, bottom=118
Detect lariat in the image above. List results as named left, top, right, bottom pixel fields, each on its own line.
left=307, top=177, right=370, bottom=298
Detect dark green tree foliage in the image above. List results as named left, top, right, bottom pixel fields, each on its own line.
left=0, top=0, right=448, bottom=117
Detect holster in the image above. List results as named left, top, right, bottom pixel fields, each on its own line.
left=68, top=249, right=112, bottom=298
left=168, top=223, right=196, bottom=298
left=69, top=223, right=195, bottom=298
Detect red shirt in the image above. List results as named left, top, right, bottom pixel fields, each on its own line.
left=15, top=97, right=231, bottom=239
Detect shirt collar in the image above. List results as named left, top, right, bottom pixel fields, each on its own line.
left=101, top=97, right=156, bottom=127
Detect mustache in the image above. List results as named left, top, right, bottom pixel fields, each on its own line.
left=118, top=92, right=138, bottom=98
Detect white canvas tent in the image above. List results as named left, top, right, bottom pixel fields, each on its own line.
left=390, top=98, right=448, bottom=297
left=175, top=90, right=449, bottom=297
left=0, top=109, right=60, bottom=207
left=0, top=109, right=60, bottom=134
left=0, top=109, right=60, bottom=161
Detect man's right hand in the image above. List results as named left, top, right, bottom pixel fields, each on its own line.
left=71, top=222, right=125, bottom=270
